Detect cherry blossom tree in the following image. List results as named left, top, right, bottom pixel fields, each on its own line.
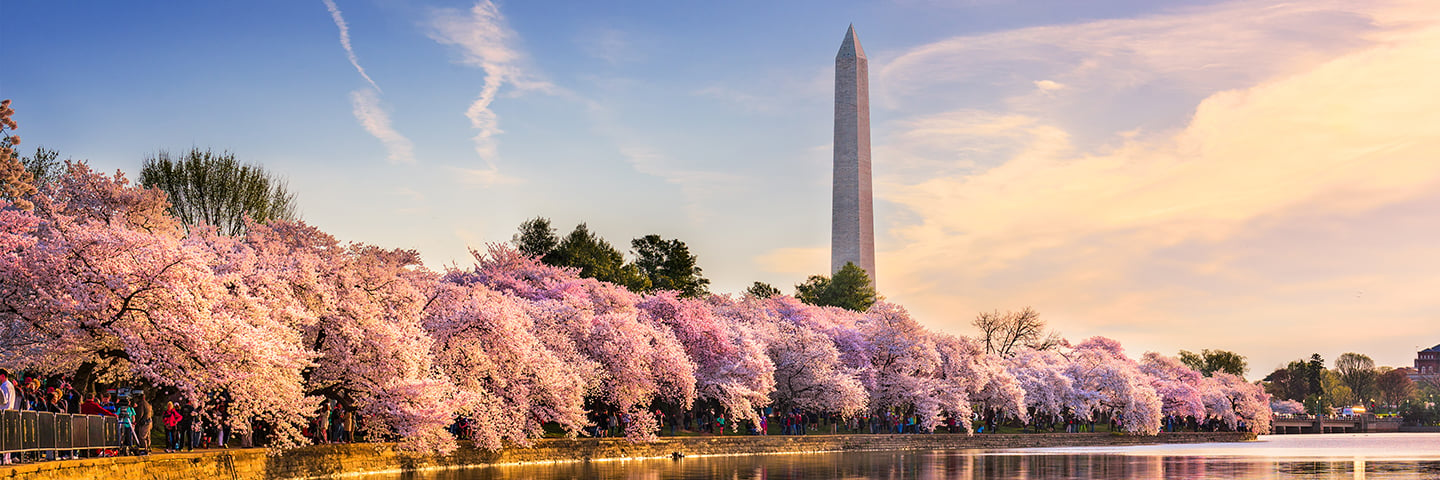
left=1271, top=399, right=1305, bottom=415
left=456, top=245, right=696, bottom=441
left=1209, top=372, right=1272, bottom=433
left=244, top=221, right=454, bottom=450
left=0, top=167, right=315, bottom=447
left=859, top=303, right=958, bottom=431
left=423, top=281, right=588, bottom=450
left=1066, top=337, right=1163, bottom=435
left=1139, top=352, right=1207, bottom=421
left=934, top=334, right=1028, bottom=432
left=1005, top=348, right=1086, bottom=427
left=638, top=293, right=774, bottom=427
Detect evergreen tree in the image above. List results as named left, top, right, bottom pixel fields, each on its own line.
left=20, top=146, right=64, bottom=189
left=745, top=282, right=782, bottom=299
left=794, top=262, right=877, bottom=312
left=512, top=216, right=560, bottom=261
left=551, top=223, right=650, bottom=291
left=631, top=234, right=709, bottom=298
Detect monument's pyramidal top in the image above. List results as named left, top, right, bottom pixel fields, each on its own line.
left=838, top=24, right=866, bottom=59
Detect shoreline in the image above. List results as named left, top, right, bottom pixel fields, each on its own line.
left=0, top=432, right=1257, bottom=479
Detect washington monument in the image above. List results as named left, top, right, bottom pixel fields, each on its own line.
left=832, top=24, right=876, bottom=284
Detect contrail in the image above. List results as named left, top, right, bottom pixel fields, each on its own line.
left=322, top=0, right=381, bottom=92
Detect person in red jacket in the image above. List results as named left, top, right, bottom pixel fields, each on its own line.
left=74, top=395, right=117, bottom=457
left=162, top=402, right=182, bottom=453
left=79, top=395, right=116, bottom=417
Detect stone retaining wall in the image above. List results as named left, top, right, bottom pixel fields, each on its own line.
left=0, top=432, right=1256, bottom=480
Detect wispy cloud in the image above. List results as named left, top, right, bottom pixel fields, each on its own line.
left=350, top=88, right=415, bottom=164
left=448, top=165, right=522, bottom=186
left=875, top=0, right=1391, bottom=118
left=321, top=0, right=379, bottom=92
left=580, top=27, right=640, bottom=65
left=1033, top=80, right=1064, bottom=92
left=618, top=146, right=743, bottom=220
left=693, top=85, right=780, bottom=113
left=323, top=0, right=414, bottom=164
left=429, top=1, right=553, bottom=185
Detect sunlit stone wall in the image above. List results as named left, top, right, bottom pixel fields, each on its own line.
left=0, top=432, right=1255, bottom=480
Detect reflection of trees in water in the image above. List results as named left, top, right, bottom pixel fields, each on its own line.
left=387, top=453, right=1440, bottom=480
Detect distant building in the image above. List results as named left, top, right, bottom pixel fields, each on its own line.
left=1415, top=344, right=1440, bottom=375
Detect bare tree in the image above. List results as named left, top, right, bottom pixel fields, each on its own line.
left=972, top=307, right=1061, bottom=357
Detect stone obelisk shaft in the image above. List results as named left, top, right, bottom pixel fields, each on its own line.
left=832, top=24, right=876, bottom=284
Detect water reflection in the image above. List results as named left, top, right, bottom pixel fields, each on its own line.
left=380, top=453, right=1440, bottom=480
left=378, top=434, right=1440, bottom=480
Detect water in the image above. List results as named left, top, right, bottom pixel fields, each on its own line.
left=379, top=433, right=1440, bottom=480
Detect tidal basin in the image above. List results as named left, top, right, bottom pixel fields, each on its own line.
left=375, top=433, right=1440, bottom=480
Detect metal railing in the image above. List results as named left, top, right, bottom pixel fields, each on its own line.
left=0, top=411, right=120, bottom=454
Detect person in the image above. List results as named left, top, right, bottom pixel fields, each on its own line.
left=316, top=401, right=330, bottom=444
left=62, top=386, right=80, bottom=414
left=213, top=402, right=228, bottom=448
left=133, top=392, right=152, bottom=455
left=343, top=408, right=355, bottom=443
left=328, top=402, right=342, bottom=444
left=162, top=402, right=181, bottom=453
left=178, top=401, right=196, bottom=452
left=77, top=395, right=117, bottom=458
left=0, top=369, right=15, bottom=465
left=103, top=393, right=117, bottom=416
left=78, top=395, right=115, bottom=416
left=117, top=399, right=138, bottom=455
left=44, top=388, right=64, bottom=413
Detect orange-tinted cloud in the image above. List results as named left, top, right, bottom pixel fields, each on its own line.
left=761, top=0, right=1440, bottom=370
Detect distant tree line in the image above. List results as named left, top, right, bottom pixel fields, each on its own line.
left=1262, top=352, right=1426, bottom=422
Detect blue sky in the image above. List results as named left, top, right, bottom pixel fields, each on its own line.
left=5, top=0, right=1439, bottom=373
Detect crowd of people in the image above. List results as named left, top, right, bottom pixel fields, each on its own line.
left=0, top=368, right=371, bottom=465
left=0, top=368, right=143, bottom=464
left=590, top=405, right=1258, bottom=439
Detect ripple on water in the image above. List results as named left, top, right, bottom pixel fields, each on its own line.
left=370, top=433, right=1440, bottom=480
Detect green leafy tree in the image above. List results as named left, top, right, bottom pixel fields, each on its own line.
left=1304, top=393, right=1330, bottom=416
left=794, top=262, right=877, bottom=312
left=1376, top=368, right=1416, bottom=407
left=630, top=234, right=709, bottom=298
left=1264, top=364, right=1305, bottom=401
left=1321, top=369, right=1355, bottom=408
left=1178, top=349, right=1248, bottom=378
left=551, top=223, right=650, bottom=291
left=1335, top=352, right=1377, bottom=404
left=1400, top=391, right=1440, bottom=426
left=139, top=148, right=299, bottom=235
left=745, top=282, right=782, bottom=299
left=1265, top=357, right=1327, bottom=402
left=513, top=216, right=560, bottom=261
